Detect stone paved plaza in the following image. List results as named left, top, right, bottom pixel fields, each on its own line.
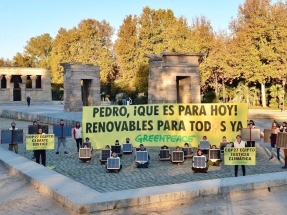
left=1, top=116, right=287, bottom=194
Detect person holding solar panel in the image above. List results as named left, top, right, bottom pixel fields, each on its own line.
left=8, top=122, right=19, bottom=154
left=134, top=144, right=150, bottom=168
left=192, top=149, right=208, bottom=173
left=79, top=140, right=92, bottom=163
left=106, top=151, right=122, bottom=173
left=207, top=145, right=222, bottom=166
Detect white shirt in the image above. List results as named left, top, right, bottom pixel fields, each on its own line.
left=234, top=140, right=245, bottom=148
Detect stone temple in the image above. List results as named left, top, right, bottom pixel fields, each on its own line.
left=145, top=52, right=205, bottom=104
left=61, top=62, right=101, bottom=112
left=0, top=67, right=51, bottom=102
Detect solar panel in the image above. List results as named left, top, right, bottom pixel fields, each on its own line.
left=122, top=143, right=133, bottom=152
left=28, top=125, right=49, bottom=134
left=277, top=132, right=287, bottom=148
left=79, top=148, right=91, bottom=158
left=209, top=149, right=221, bottom=161
left=172, top=151, right=184, bottom=162
left=53, top=125, right=72, bottom=137
left=193, top=156, right=206, bottom=168
left=241, top=128, right=261, bottom=141
left=107, top=158, right=121, bottom=169
left=159, top=149, right=170, bottom=160
left=136, top=151, right=148, bottom=162
left=100, top=149, right=111, bottom=161
left=199, top=141, right=210, bottom=149
left=82, top=142, right=91, bottom=148
left=182, top=147, right=193, bottom=158
left=1, top=129, right=23, bottom=144
left=111, top=145, right=121, bottom=153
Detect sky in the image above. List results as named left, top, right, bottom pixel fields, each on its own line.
left=0, top=0, right=245, bottom=60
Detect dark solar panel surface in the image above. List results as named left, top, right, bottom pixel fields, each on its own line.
left=28, top=125, right=49, bottom=134
left=1, top=129, right=23, bottom=144
left=53, top=126, right=72, bottom=137
left=107, top=158, right=120, bottom=169
left=111, top=145, right=121, bottom=153
left=182, top=147, right=193, bottom=157
left=172, top=151, right=184, bottom=162
left=122, top=143, right=132, bottom=152
left=199, top=141, right=210, bottom=149
left=209, top=149, right=221, bottom=160
left=159, top=149, right=170, bottom=160
left=193, top=156, right=206, bottom=168
left=136, top=151, right=148, bottom=162
left=82, top=142, right=91, bottom=148
left=100, top=149, right=111, bottom=161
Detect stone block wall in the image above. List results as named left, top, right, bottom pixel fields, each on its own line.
left=61, top=63, right=101, bottom=112
left=146, top=53, right=204, bottom=104
left=0, top=67, right=52, bottom=102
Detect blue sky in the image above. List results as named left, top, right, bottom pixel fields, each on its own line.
left=0, top=0, right=245, bottom=59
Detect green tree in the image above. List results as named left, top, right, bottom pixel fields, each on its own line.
left=232, top=82, right=260, bottom=106
left=268, top=84, right=284, bottom=108
left=13, top=52, right=31, bottom=67
left=229, top=0, right=281, bottom=107
left=23, top=33, right=53, bottom=68
left=50, top=19, right=114, bottom=84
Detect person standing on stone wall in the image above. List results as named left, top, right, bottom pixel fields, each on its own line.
left=73, top=122, right=82, bottom=152
left=26, top=96, right=31, bottom=107
left=9, top=122, right=19, bottom=154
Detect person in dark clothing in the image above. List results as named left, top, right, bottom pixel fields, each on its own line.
left=35, top=128, right=46, bottom=166
left=27, top=96, right=31, bottom=107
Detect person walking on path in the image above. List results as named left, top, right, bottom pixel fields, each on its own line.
left=26, top=96, right=31, bottom=107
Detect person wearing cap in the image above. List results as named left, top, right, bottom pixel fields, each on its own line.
left=134, top=144, right=150, bottom=168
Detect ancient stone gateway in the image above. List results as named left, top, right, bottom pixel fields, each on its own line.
left=61, top=63, right=101, bottom=112
left=145, top=52, right=205, bottom=104
left=0, top=67, right=52, bottom=102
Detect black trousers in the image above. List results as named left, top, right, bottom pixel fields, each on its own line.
left=35, top=150, right=46, bottom=166
left=75, top=138, right=83, bottom=151
left=235, top=165, right=245, bottom=176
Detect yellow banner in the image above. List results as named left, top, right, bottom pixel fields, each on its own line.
left=82, top=103, right=248, bottom=149
left=224, top=147, right=256, bottom=165
left=26, top=134, right=55, bottom=150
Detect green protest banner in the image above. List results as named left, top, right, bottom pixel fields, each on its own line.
left=224, top=147, right=256, bottom=165
left=26, top=134, right=55, bottom=150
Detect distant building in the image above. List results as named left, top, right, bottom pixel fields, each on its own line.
left=0, top=67, right=52, bottom=102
